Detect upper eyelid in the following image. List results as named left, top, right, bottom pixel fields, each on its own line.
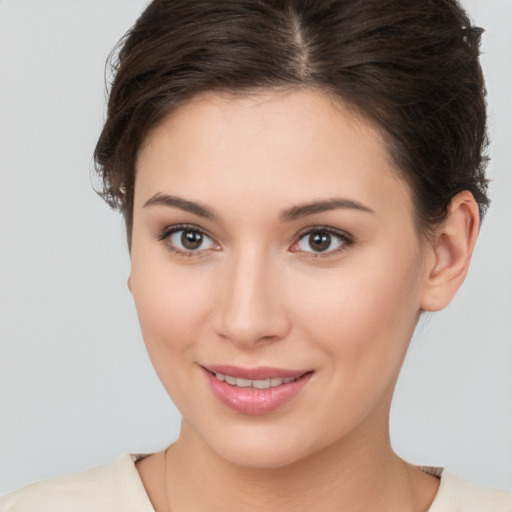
left=296, top=226, right=353, bottom=242
left=155, top=223, right=215, bottom=241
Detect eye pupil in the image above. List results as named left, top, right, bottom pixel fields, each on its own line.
left=181, top=230, right=203, bottom=250
left=309, top=232, right=331, bottom=252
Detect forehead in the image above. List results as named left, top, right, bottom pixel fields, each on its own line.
left=134, top=88, right=413, bottom=220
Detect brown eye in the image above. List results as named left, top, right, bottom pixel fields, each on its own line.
left=164, top=227, right=218, bottom=254
left=181, top=230, right=203, bottom=250
left=294, top=228, right=350, bottom=254
left=308, top=232, right=331, bottom=252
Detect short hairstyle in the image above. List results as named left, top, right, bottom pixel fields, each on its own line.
left=94, top=0, right=489, bottom=246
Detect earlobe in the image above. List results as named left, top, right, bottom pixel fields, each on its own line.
left=420, top=191, right=480, bottom=312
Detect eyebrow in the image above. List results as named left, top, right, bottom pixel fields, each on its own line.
left=280, top=198, right=375, bottom=222
left=143, top=193, right=374, bottom=222
left=143, top=193, right=217, bottom=219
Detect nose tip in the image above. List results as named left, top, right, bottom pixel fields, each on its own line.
left=214, top=257, right=290, bottom=348
left=218, top=319, right=278, bottom=348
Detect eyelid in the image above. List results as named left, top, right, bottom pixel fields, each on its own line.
left=154, top=223, right=213, bottom=240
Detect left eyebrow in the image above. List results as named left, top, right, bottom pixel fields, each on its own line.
left=280, top=198, right=375, bottom=222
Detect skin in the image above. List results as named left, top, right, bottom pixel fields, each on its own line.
left=129, top=89, right=479, bottom=511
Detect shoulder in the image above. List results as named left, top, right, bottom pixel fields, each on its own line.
left=0, top=454, right=155, bottom=512
left=422, top=466, right=512, bottom=512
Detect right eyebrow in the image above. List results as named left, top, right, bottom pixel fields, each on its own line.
left=143, top=193, right=217, bottom=220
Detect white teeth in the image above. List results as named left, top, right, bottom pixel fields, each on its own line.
left=253, top=378, right=271, bottom=389
left=213, top=372, right=298, bottom=389
left=225, top=375, right=237, bottom=385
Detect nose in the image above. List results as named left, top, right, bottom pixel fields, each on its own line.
left=214, top=248, right=291, bottom=349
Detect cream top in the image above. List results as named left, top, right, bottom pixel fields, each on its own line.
left=1, top=454, right=512, bottom=511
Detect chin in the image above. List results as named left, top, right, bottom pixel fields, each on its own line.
left=192, top=419, right=325, bottom=470
left=215, top=440, right=309, bottom=469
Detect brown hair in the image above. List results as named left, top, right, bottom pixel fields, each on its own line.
left=94, top=0, right=489, bottom=246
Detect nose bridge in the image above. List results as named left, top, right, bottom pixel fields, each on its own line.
left=215, top=243, right=289, bottom=347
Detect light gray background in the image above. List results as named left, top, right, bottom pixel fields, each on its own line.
left=0, top=0, right=511, bottom=494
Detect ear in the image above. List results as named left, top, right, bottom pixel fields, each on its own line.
left=127, top=275, right=132, bottom=293
left=420, top=191, right=480, bottom=312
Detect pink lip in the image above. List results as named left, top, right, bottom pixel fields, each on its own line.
left=201, top=365, right=313, bottom=415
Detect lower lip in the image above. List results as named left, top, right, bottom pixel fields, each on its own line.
left=203, top=369, right=313, bottom=415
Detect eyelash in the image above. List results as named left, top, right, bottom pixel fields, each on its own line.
left=154, top=224, right=353, bottom=258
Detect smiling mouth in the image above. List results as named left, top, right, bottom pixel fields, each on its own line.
left=213, top=372, right=300, bottom=389
left=202, top=365, right=314, bottom=414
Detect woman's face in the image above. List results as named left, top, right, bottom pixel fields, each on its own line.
left=130, top=89, right=429, bottom=468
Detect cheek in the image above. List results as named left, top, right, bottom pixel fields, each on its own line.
left=129, top=256, right=220, bottom=415
left=290, top=248, right=422, bottom=375
left=129, top=253, right=213, bottom=362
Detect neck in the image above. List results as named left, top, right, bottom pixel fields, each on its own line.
left=164, top=400, right=433, bottom=512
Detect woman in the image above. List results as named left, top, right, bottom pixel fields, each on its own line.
left=1, top=0, right=511, bottom=510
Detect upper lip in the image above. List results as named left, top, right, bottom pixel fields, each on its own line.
left=202, top=364, right=311, bottom=380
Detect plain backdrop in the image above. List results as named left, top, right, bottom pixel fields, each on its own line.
left=0, top=0, right=511, bottom=495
